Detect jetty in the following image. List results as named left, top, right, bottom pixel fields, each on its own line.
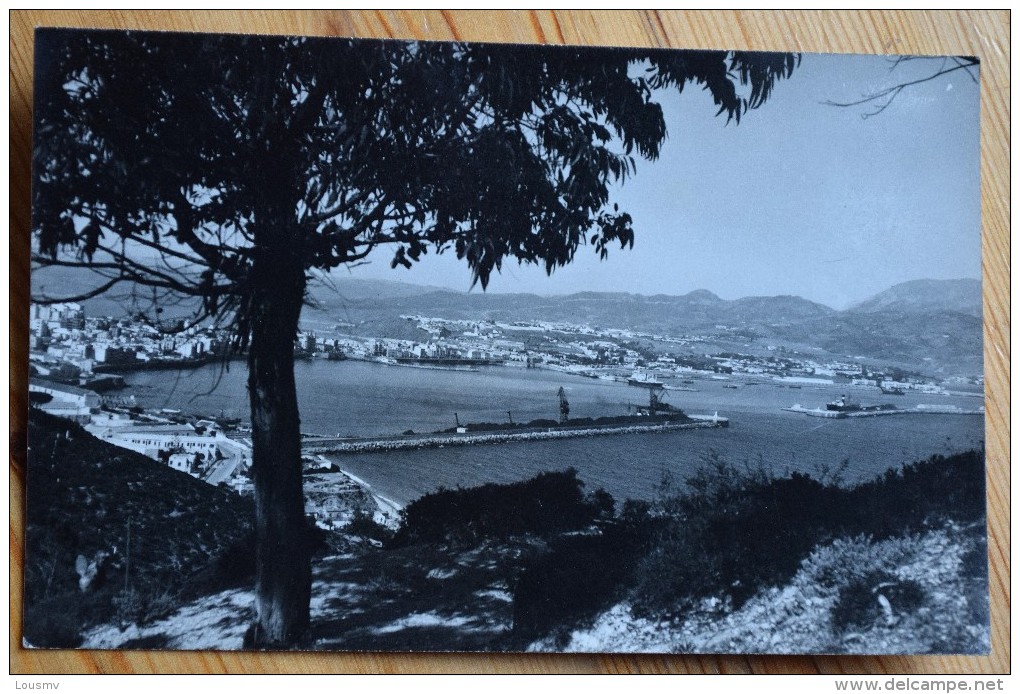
left=302, top=416, right=728, bottom=455
left=783, top=404, right=984, bottom=419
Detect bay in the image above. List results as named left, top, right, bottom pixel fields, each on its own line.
left=123, top=360, right=986, bottom=506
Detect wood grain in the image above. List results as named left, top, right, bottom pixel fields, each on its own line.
left=9, top=10, right=1009, bottom=674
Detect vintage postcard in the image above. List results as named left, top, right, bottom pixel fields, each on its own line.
left=26, top=29, right=986, bottom=653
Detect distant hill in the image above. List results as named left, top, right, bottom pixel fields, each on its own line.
left=307, top=276, right=457, bottom=304
left=30, top=268, right=983, bottom=374
left=302, top=278, right=980, bottom=374
left=850, top=279, right=982, bottom=318
left=777, top=310, right=983, bottom=375
left=306, top=284, right=835, bottom=334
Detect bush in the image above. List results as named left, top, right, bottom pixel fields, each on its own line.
left=23, top=596, right=86, bottom=648
left=627, top=449, right=986, bottom=620
left=796, top=527, right=988, bottom=653
left=831, top=570, right=924, bottom=631
left=347, top=509, right=394, bottom=545
left=511, top=521, right=653, bottom=645
left=206, top=529, right=257, bottom=588
left=845, top=450, right=986, bottom=537
left=391, top=468, right=612, bottom=548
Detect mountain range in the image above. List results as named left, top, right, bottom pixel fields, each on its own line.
left=304, top=277, right=983, bottom=374
left=39, top=267, right=982, bottom=375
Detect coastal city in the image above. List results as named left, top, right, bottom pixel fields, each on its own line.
left=30, top=300, right=983, bottom=501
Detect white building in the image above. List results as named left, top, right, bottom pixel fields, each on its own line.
left=29, top=378, right=101, bottom=422
left=84, top=416, right=251, bottom=479
left=83, top=422, right=216, bottom=459
left=167, top=452, right=201, bottom=476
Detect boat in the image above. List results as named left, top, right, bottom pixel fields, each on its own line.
left=783, top=404, right=845, bottom=418
left=81, top=374, right=127, bottom=392
left=393, top=362, right=480, bottom=373
left=628, top=372, right=664, bottom=388
left=880, top=386, right=906, bottom=395
left=395, top=356, right=503, bottom=367
left=662, top=384, right=698, bottom=392
left=825, top=395, right=897, bottom=413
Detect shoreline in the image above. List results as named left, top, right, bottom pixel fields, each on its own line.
left=335, top=466, right=405, bottom=526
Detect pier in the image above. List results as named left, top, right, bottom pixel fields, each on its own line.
left=783, top=404, right=984, bottom=419
left=301, top=417, right=728, bottom=455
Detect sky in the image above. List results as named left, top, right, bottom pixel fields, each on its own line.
left=342, top=51, right=982, bottom=309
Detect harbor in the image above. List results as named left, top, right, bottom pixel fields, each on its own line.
left=107, top=359, right=986, bottom=506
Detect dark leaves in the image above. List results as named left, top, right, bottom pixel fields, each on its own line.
left=80, top=221, right=103, bottom=262
left=390, top=246, right=412, bottom=270
left=31, top=30, right=798, bottom=327
left=593, top=211, right=635, bottom=261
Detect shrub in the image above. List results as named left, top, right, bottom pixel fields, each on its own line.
left=347, top=509, right=394, bottom=545
left=831, top=570, right=924, bottom=631
left=627, top=449, right=985, bottom=620
left=23, top=596, right=86, bottom=648
left=391, top=468, right=611, bottom=548
left=511, top=521, right=654, bottom=645
left=206, top=529, right=257, bottom=588
left=632, top=457, right=842, bottom=616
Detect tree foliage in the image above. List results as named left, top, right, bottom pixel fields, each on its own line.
left=31, top=29, right=798, bottom=646
left=33, top=30, right=797, bottom=334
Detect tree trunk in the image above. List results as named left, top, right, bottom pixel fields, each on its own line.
left=244, top=251, right=310, bottom=648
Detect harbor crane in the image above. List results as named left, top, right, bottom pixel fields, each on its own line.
left=628, top=375, right=675, bottom=416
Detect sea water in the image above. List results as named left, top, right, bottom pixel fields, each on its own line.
left=123, top=360, right=985, bottom=506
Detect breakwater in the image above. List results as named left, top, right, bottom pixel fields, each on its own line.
left=304, top=419, right=726, bottom=455
left=783, top=404, right=985, bottom=419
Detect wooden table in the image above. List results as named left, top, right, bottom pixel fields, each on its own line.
left=9, top=10, right=1009, bottom=674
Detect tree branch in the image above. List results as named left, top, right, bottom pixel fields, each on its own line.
left=31, top=275, right=127, bottom=305
left=824, top=58, right=978, bottom=119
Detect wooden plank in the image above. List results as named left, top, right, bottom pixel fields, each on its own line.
left=10, top=9, right=1009, bottom=674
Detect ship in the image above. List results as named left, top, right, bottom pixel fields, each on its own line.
left=627, top=372, right=664, bottom=388
left=880, top=386, right=906, bottom=395
left=80, top=374, right=127, bottom=392
left=394, top=356, right=503, bottom=367
left=826, top=394, right=897, bottom=413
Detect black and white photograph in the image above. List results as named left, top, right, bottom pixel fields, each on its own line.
left=25, top=28, right=987, bottom=654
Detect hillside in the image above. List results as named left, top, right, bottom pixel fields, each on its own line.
left=772, top=310, right=984, bottom=375
left=308, top=284, right=836, bottom=334
left=73, top=451, right=988, bottom=654
left=850, top=279, right=981, bottom=317
left=24, top=409, right=254, bottom=647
